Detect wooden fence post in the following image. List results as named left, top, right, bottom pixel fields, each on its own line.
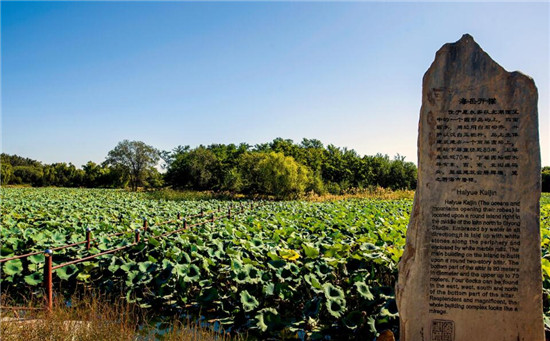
left=44, top=249, right=53, bottom=311
left=86, top=228, right=91, bottom=250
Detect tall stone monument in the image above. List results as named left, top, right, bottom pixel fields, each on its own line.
left=397, top=34, right=543, bottom=341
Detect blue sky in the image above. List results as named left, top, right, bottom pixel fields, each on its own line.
left=2, top=1, right=549, bottom=167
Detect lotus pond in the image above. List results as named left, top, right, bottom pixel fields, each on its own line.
left=1, top=188, right=549, bottom=340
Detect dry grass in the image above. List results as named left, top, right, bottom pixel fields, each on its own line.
left=1, top=293, right=136, bottom=341
left=145, top=189, right=250, bottom=202
left=304, top=186, right=415, bottom=202
left=160, top=320, right=240, bottom=341
left=0, top=293, right=241, bottom=341
left=147, top=187, right=414, bottom=203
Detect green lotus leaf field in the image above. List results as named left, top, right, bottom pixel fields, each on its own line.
left=1, top=188, right=549, bottom=339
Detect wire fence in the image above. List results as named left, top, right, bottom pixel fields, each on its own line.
left=0, top=201, right=264, bottom=312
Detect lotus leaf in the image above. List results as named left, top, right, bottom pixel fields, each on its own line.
left=380, top=299, right=398, bottom=318
left=366, top=316, right=377, bottom=334
left=138, top=261, right=154, bottom=273
left=198, top=287, right=218, bottom=303
left=304, top=274, right=323, bottom=292
left=76, top=272, right=91, bottom=282
left=315, top=262, right=332, bottom=278
left=28, top=254, right=45, bottom=264
left=302, top=243, right=319, bottom=258
left=24, top=272, right=43, bottom=286
left=230, top=258, right=243, bottom=271
left=180, top=251, right=192, bottom=263
left=268, top=259, right=286, bottom=270
left=276, top=267, right=294, bottom=282
left=51, top=231, right=66, bottom=245
left=120, top=261, right=136, bottom=272
left=266, top=251, right=281, bottom=261
left=325, top=297, right=346, bottom=318
left=263, top=282, right=275, bottom=296
left=240, top=290, right=259, bottom=312
left=342, top=310, right=366, bottom=330
left=7, top=188, right=542, bottom=340
left=161, top=259, right=173, bottom=270
left=55, top=264, right=78, bottom=280
left=3, top=259, right=23, bottom=276
left=323, top=283, right=345, bottom=300
left=255, top=308, right=281, bottom=332
left=235, top=270, right=248, bottom=284
left=0, top=247, right=14, bottom=256
left=355, top=281, right=375, bottom=301
left=287, top=263, right=300, bottom=276
left=235, top=264, right=263, bottom=284
left=184, top=264, right=201, bottom=282
left=279, top=249, right=300, bottom=261
left=303, top=298, right=321, bottom=318
left=5, top=238, right=20, bottom=251
left=172, top=264, right=186, bottom=277
left=542, top=258, right=550, bottom=277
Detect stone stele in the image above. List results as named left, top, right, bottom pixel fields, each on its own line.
left=396, top=34, right=543, bottom=341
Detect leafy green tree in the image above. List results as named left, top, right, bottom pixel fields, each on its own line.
left=0, top=153, right=42, bottom=167
left=43, top=163, right=84, bottom=187
left=102, top=164, right=129, bottom=188
left=1, top=162, right=13, bottom=185
left=206, top=143, right=248, bottom=190
left=222, top=167, right=243, bottom=192
left=299, top=138, right=325, bottom=172
left=163, top=139, right=419, bottom=196
left=105, top=140, right=160, bottom=191
left=370, top=154, right=392, bottom=188
left=82, top=161, right=125, bottom=188
left=83, top=161, right=103, bottom=187
left=144, top=168, right=164, bottom=189
left=12, top=166, right=43, bottom=186
left=255, top=152, right=312, bottom=198
left=1, top=153, right=44, bottom=186
left=236, top=152, right=266, bottom=194
left=165, top=146, right=217, bottom=190
left=322, top=145, right=353, bottom=193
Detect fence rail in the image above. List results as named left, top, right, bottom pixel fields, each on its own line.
left=1, top=201, right=264, bottom=312
left=0, top=204, right=247, bottom=263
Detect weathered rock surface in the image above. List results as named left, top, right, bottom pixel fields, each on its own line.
left=396, top=34, right=543, bottom=341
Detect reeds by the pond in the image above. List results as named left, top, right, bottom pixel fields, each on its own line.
left=0, top=293, right=239, bottom=341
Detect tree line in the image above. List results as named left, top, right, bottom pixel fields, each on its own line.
left=2, top=138, right=548, bottom=197
left=163, top=138, right=417, bottom=197
left=0, top=141, right=162, bottom=190
left=0, top=139, right=417, bottom=197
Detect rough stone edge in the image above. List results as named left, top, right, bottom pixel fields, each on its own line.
left=395, top=33, right=542, bottom=340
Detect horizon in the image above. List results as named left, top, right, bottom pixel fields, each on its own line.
left=2, top=2, right=549, bottom=167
